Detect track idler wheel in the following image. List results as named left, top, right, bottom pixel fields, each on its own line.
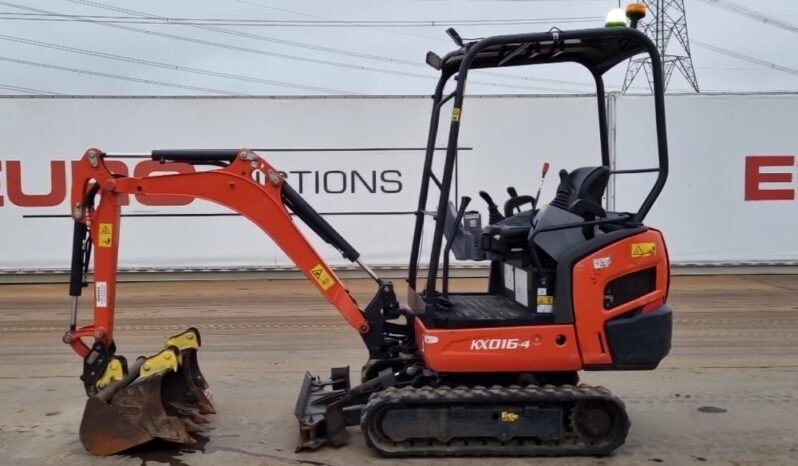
left=571, top=399, right=629, bottom=449
left=78, top=328, right=214, bottom=456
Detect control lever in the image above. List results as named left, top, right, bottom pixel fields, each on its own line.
left=478, top=191, right=504, bottom=225
left=446, top=28, right=464, bottom=47
left=504, top=186, right=534, bottom=217
left=442, top=196, right=471, bottom=296
left=503, top=195, right=535, bottom=218
left=533, top=162, right=551, bottom=210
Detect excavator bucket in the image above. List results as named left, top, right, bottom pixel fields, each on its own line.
left=79, top=329, right=214, bottom=456
left=163, top=327, right=215, bottom=415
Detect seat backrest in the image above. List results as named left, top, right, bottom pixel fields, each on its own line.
left=548, top=166, right=610, bottom=211
left=531, top=166, right=611, bottom=261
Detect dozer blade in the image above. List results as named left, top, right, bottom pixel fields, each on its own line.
left=295, top=367, right=352, bottom=451
left=294, top=366, right=396, bottom=452
left=79, top=345, right=211, bottom=456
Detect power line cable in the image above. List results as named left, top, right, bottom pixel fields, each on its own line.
left=62, top=0, right=488, bottom=70
left=697, top=0, right=798, bottom=35
left=63, top=0, right=588, bottom=92
left=0, top=34, right=357, bottom=95
left=0, top=56, right=250, bottom=94
left=692, top=40, right=798, bottom=77
left=232, top=0, right=445, bottom=41
left=0, top=1, right=580, bottom=92
left=231, top=0, right=623, bottom=89
left=0, top=11, right=605, bottom=27
left=1, top=2, right=437, bottom=80
left=3, top=1, right=610, bottom=91
left=0, top=82, right=58, bottom=94
left=230, top=0, right=621, bottom=89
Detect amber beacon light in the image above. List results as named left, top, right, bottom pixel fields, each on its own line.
left=626, top=2, right=647, bottom=29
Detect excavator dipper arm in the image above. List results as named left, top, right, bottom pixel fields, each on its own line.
left=65, top=148, right=371, bottom=360
left=65, top=148, right=413, bottom=455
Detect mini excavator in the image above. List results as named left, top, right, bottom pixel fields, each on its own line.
left=64, top=8, right=673, bottom=457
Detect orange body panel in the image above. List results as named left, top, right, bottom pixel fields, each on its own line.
left=415, top=318, right=582, bottom=372
left=67, top=149, right=369, bottom=358
left=572, top=229, right=670, bottom=366
left=415, top=228, right=670, bottom=373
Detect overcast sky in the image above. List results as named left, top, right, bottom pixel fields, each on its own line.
left=0, top=0, right=796, bottom=96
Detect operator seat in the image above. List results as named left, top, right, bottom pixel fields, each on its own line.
left=549, top=166, right=609, bottom=217
left=479, top=166, right=610, bottom=258
left=479, top=210, right=535, bottom=255
left=532, top=166, right=610, bottom=261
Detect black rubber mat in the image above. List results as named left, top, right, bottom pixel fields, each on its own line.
left=433, top=294, right=552, bottom=329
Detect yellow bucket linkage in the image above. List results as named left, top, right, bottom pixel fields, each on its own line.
left=78, top=327, right=214, bottom=456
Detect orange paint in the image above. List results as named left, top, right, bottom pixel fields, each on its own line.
left=572, top=229, right=669, bottom=366
left=66, top=148, right=370, bottom=358
left=415, top=319, right=582, bottom=372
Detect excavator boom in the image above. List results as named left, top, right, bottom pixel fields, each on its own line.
left=65, top=148, right=395, bottom=455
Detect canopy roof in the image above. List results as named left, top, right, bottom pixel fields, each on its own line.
left=430, top=27, right=650, bottom=76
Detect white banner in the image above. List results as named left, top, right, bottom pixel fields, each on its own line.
left=0, top=96, right=598, bottom=270
left=614, top=93, right=798, bottom=263
left=3, top=94, right=795, bottom=270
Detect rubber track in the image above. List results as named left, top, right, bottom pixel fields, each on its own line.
left=361, top=384, right=630, bottom=457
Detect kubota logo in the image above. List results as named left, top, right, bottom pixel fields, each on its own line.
left=470, top=338, right=531, bottom=351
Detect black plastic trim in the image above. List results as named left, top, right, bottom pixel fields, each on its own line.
left=594, top=304, right=672, bottom=371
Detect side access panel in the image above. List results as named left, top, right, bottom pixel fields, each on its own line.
left=414, top=319, right=582, bottom=373
left=571, top=228, right=671, bottom=367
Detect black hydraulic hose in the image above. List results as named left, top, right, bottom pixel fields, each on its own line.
left=69, top=222, right=88, bottom=298
left=69, top=182, right=102, bottom=298
left=282, top=183, right=360, bottom=262
left=151, top=149, right=238, bottom=163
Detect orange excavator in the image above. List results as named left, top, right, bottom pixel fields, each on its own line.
left=65, top=12, right=672, bottom=458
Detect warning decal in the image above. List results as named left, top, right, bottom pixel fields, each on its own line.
left=632, top=242, right=657, bottom=257
left=537, top=295, right=554, bottom=305
left=95, top=281, right=107, bottom=307
left=98, top=223, right=113, bottom=248
left=310, top=263, right=336, bottom=291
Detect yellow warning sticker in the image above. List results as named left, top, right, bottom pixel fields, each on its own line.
left=501, top=411, right=520, bottom=422
left=632, top=242, right=657, bottom=257
left=98, top=223, right=113, bottom=248
left=310, top=263, right=335, bottom=291
left=537, top=295, right=554, bottom=305
left=452, top=107, right=461, bottom=122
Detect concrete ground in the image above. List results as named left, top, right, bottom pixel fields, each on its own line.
left=0, top=275, right=796, bottom=466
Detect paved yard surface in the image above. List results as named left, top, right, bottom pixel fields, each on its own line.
left=0, top=275, right=796, bottom=465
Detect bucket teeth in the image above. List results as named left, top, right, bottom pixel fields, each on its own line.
left=166, top=401, right=209, bottom=425
left=78, top=328, right=215, bottom=456
left=178, top=418, right=204, bottom=434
